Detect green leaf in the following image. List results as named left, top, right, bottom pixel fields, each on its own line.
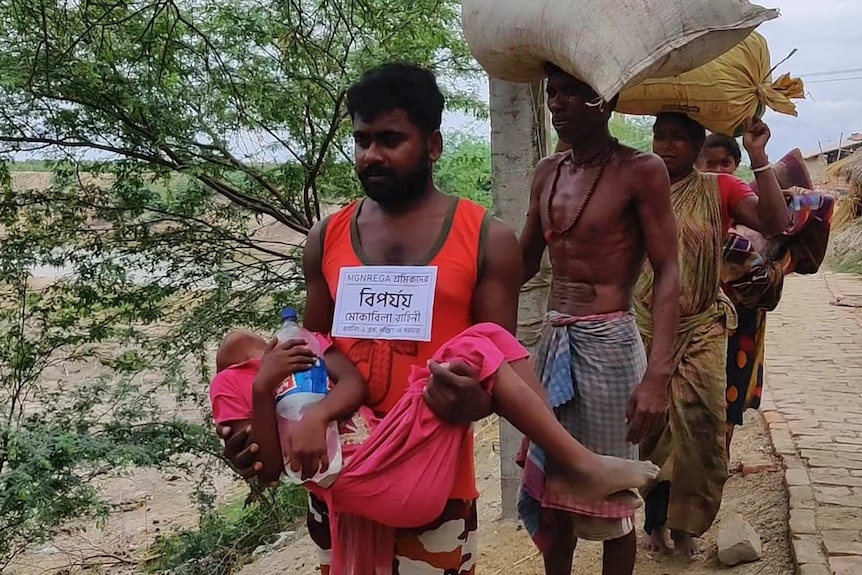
left=0, top=0, right=485, bottom=568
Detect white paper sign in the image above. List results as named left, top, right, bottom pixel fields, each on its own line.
left=331, top=266, right=438, bottom=342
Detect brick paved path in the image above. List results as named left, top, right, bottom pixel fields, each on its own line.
left=765, top=273, right=862, bottom=575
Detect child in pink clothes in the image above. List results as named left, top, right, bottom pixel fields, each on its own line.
left=211, top=324, right=659, bottom=500
left=209, top=330, right=331, bottom=430
left=209, top=331, right=268, bottom=430
left=210, top=329, right=355, bottom=484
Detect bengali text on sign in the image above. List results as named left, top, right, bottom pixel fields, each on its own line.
left=331, top=266, right=438, bottom=341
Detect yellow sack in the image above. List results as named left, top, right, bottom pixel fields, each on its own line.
left=616, top=32, right=804, bottom=136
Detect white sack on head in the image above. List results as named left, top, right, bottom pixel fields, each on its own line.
left=462, top=0, right=779, bottom=101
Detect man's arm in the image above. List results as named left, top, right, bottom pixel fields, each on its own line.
left=731, top=118, right=787, bottom=236
left=520, top=158, right=552, bottom=284
left=300, top=219, right=367, bottom=422
left=627, top=153, right=681, bottom=443
left=252, top=380, right=285, bottom=485
left=302, top=220, right=335, bottom=333
left=474, top=218, right=522, bottom=333
left=250, top=338, right=316, bottom=483
left=424, top=219, right=523, bottom=424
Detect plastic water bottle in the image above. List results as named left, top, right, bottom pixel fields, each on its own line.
left=274, top=307, right=342, bottom=488
left=789, top=193, right=823, bottom=212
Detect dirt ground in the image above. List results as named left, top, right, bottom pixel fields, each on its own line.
left=4, top=334, right=244, bottom=575
left=5, top=467, right=242, bottom=575
left=242, top=411, right=794, bottom=575
left=9, top=410, right=792, bottom=574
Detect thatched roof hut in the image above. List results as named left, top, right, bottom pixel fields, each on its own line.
left=827, top=152, right=862, bottom=228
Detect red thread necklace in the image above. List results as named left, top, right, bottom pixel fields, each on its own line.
left=545, top=139, right=617, bottom=241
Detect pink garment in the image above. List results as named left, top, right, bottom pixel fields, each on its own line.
left=209, top=358, right=260, bottom=426
left=308, top=323, right=528, bottom=575
left=208, top=334, right=332, bottom=425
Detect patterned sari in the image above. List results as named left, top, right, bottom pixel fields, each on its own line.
left=721, top=228, right=786, bottom=426
left=633, top=171, right=731, bottom=537
left=721, top=188, right=834, bottom=426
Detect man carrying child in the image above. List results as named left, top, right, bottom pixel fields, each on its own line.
left=218, top=63, right=522, bottom=574
left=215, top=63, right=664, bottom=574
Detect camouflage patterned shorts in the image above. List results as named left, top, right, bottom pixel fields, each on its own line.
left=307, top=493, right=478, bottom=574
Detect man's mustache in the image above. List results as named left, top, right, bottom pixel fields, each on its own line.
left=359, top=166, right=396, bottom=180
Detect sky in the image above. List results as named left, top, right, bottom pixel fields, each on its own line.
left=443, top=0, right=862, bottom=159
left=11, top=1, right=860, bottom=165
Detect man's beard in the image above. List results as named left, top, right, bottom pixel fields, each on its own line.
left=358, top=160, right=431, bottom=210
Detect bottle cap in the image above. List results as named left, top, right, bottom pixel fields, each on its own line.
left=280, top=307, right=298, bottom=321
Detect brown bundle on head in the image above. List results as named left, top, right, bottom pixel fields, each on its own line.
left=749, top=148, right=813, bottom=193
left=735, top=149, right=834, bottom=277
left=617, top=32, right=804, bottom=137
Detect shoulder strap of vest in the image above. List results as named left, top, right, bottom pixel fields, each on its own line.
left=476, top=209, right=494, bottom=283
left=317, top=213, right=334, bottom=254
left=318, top=200, right=362, bottom=255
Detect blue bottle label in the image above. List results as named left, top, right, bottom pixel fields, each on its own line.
left=790, top=194, right=823, bottom=212
left=275, top=358, right=330, bottom=403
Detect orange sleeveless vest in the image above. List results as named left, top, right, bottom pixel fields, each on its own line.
left=321, top=196, right=489, bottom=500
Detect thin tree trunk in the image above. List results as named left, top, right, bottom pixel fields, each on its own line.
left=489, top=78, right=551, bottom=520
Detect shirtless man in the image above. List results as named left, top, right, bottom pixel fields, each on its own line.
left=517, top=63, right=681, bottom=575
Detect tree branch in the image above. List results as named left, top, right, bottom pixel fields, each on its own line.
left=0, top=136, right=169, bottom=166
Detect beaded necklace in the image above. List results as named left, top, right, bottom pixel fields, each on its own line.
left=545, top=138, right=617, bottom=239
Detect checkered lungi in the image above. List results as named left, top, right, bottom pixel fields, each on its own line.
left=518, top=310, right=647, bottom=547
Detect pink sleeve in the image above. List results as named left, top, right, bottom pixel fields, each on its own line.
left=467, top=323, right=530, bottom=363
left=313, top=332, right=333, bottom=354
left=430, top=323, right=531, bottom=394
left=209, top=370, right=253, bottom=425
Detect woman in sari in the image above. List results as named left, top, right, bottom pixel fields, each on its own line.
left=699, top=136, right=835, bottom=467
left=699, top=134, right=785, bottom=463
left=634, top=113, right=787, bottom=557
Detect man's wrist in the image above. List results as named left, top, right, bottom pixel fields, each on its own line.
left=304, top=402, right=332, bottom=425
left=253, top=375, right=279, bottom=394
left=643, top=365, right=673, bottom=385
left=475, top=397, right=494, bottom=421
left=461, top=393, right=493, bottom=424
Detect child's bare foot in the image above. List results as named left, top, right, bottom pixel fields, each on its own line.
left=671, top=530, right=701, bottom=558
left=564, top=453, right=660, bottom=506
left=641, top=529, right=671, bottom=554
left=595, top=454, right=660, bottom=494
